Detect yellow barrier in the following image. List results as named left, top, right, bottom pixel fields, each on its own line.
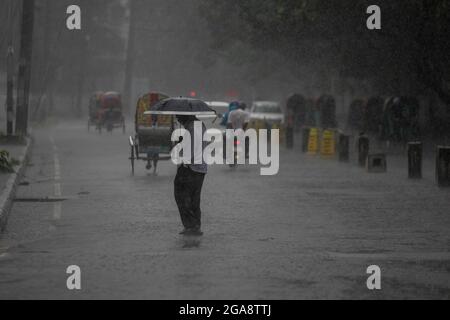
left=320, top=129, right=336, bottom=157
left=307, top=128, right=319, bottom=155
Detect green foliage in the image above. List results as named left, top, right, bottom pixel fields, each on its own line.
left=201, top=0, right=450, bottom=101
left=0, top=150, right=16, bottom=174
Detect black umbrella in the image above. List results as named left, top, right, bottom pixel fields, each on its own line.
left=144, top=97, right=217, bottom=117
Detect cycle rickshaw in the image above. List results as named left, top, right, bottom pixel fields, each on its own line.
left=129, top=92, right=174, bottom=175
left=87, top=91, right=104, bottom=132
left=98, top=92, right=126, bottom=134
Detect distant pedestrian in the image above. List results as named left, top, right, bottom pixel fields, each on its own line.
left=220, top=101, right=240, bottom=127
left=228, top=102, right=250, bottom=130
left=228, top=102, right=251, bottom=158
left=174, top=115, right=208, bottom=236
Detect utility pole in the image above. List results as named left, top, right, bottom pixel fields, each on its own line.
left=6, top=47, right=14, bottom=136
left=15, top=0, right=35, bottom=137
left=123, top=0, right=138, bottom=115
left=44, top=0, right=54, bottom=118
left=6, top=0, right=15, bottom=136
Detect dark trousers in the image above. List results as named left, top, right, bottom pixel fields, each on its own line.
left=174, top=166, right=205, bottom=229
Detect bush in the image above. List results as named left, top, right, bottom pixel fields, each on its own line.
left=0, top=150, right=15, bottom=173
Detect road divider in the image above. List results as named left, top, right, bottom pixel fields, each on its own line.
left=408, top=142, right=422, bottom=179
left=436, top=146, right=450, bottom=187
left=358, top=135, right=370, bottom=167
left=338, top=134, right=350, bottom=162
left=367, top=153, right=387, bottom=173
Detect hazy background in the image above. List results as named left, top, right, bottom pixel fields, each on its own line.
left=0, top=0, right=449, bottom=137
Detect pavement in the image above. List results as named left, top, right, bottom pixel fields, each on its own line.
left=0, top=121, right=449, bottom=299
left=0, top=136, right=32, bottom=232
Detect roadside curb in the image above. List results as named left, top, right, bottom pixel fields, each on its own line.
left=0, top=136, right=34, bottom=232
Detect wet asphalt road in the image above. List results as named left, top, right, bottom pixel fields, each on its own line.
left=0, top=121, right=449, bottom=299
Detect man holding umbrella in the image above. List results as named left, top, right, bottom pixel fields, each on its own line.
left=174, top=114, right=208, bottom=236
left=145, top=98, right=216, bottom=236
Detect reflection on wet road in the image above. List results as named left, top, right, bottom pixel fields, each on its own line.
left=0, top=121, right=449, bottom=299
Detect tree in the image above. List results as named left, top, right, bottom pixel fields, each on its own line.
left=28, top=0, right=127, bottom=118
left=16, top=0, right=35, bottom=136
left=200, top=0, right=450, bottom=108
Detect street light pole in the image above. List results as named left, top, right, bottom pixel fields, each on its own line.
left=6, top=46, right=14, bottom=136
left=15, top=0, right=35, bottom=137
left=6, top=0, right=15, bottom=136
left=123, top=0, right=138, bottom=115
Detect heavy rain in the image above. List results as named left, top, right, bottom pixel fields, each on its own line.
left=0, top=0, right=449, bottom=301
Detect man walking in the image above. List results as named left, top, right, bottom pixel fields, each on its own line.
left=174, top=115, right=208, bottom=236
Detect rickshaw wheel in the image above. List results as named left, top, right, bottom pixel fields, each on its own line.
left=130, top=145, right=135, bottom=175
left=135, top=144, right=139, bottom=160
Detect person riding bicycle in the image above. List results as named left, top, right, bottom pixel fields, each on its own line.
left=228, top=102, right=250, bottom=130
left=220, top=101, right=240, bottom=128
left=228, top=102, right=251, bottom=160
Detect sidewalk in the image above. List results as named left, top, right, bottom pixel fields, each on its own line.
left=0, top=136, right=32, bottom=231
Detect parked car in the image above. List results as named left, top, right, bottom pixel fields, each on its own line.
left=250, top=101, right=284, bottom=127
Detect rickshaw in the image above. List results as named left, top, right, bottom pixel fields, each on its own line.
left=87, top=91, right=103, bottom=132
left=97, top=92, right=126, bottom=134
left=129, top=92, right=174, bottom=175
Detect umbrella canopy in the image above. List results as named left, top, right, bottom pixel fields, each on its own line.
left=144, top=97, right=217, bottom=117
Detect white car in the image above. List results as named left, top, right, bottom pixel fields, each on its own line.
left=250, top=101, right=284, bottom=125
left=206, top=101, right=230, bottom=118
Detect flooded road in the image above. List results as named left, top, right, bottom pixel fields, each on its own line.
left=0, top=121, right=449, bottom=299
